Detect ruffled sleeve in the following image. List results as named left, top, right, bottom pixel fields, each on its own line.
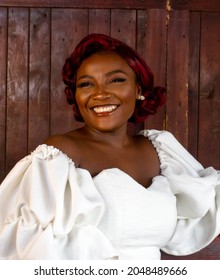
left=141, top=129, right=220, bottom=256
left=0, top=145, right=116, bottom=260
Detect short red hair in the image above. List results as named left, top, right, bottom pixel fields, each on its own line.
left=62, top=33, right=166, bottom=123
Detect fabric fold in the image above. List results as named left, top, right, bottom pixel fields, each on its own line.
left=142, top=129, right=220, bottom=256
left=0, top=145, right=117, bottom=259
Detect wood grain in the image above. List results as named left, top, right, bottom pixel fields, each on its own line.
left=89, top=9, right=110, bottom=34
left=141, top=9, right=167, bottom=130
left=28, top=8, right=50, bottom=151
left=198, top=12, right=220, bottom=169
left=111, top=9, right=136, bottom=48
left=50, top=8, right=88, bottom=135
left=0, top=0, right=166, bottom=9
left=6, top=8, right=28, bottom=173
left=166, top=10, right=189, bottom=147
left=2, top=0, right=220, bottom=11
left=111, top=9, right=137, bottom=135
left=188, top=12, right=200, bottom=159
left=170, top=0, right=220, bottom=12
left=0, top=8, right=7, bottom=183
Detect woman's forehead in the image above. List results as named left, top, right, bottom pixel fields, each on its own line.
left=77, top=51, right=136, bottom=77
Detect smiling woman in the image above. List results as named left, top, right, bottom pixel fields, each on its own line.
left=63, top=33, right=166, bottom=123
left=0, top=33, right=220, bottom=260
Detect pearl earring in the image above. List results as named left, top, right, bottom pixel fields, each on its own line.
left=138, top=94, right=145, bottom=100
left=137, top=88, right=145, bottom=100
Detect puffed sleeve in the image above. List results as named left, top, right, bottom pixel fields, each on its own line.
left=141, top=129, right=220, bottom=256
left=0, top=145, right=116, bottom=260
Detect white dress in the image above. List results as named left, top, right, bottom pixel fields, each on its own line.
left=0, top=129, right=219, bottom=260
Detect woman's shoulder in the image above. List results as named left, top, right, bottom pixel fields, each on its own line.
left=44, top=133, right=73, bottom=149
left=140, top=129, right=204, bottom=172
left=44, top=129, right=82, bottom=165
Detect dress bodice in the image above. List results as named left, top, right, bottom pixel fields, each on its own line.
left=92, top=168, right=176, bottom=259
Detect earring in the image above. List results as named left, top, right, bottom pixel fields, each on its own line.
left=137, top=94, right=145, bottom=100
left=137, top=88, right=145, bottom=100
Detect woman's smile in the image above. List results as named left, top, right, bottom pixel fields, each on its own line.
left=92, top=104, right=119, bottom=114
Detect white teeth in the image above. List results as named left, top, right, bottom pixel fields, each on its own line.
left=93, top=105, right=118, bottom=113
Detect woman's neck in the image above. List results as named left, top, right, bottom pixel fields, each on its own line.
left=77, top=124, right=133, bottom=148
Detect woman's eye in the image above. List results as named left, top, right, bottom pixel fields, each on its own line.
left=110, top=78, right=126, bottom=83
left=77, top=82, right=92, bottom=88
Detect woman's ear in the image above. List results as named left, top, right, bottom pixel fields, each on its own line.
left=136, top=85, right=145, bottom=100
left=135, top=85, right=141, bottom=99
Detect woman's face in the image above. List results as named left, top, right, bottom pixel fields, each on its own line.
left=75, top=51, right=139, bottom=132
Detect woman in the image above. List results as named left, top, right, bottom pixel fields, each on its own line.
left=0, top=34, right=219, bottom=260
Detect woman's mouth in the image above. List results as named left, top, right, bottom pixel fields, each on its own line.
left=92, top=105, right=118, bottom=114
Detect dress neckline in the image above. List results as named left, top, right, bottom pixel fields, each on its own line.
left=36, top=129, right=162, bottom=190
left=91, top=167, right=163, bottom=191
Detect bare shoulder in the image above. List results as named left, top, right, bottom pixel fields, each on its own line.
left=44, top=130, right=81, bottom=164
left=44, top=133, right=72, bottom=149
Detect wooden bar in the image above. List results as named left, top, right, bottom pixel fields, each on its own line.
left=141, top=9, right=167, bottom=130
left=2, top=0, right=220, bottom=11
left=28, top=8, right=50, bottom=151
left=6, top=8, right=28, bottom=173
left=188, top=12, right=200, bottom=159
left=198, top=12, right=220, bottom=169
left=166, top=10, right=189, bottom=147
left=50, top=8, right=88, bottom=135
left=170, top=0, right=220, bottom=12
left=0, top=8, right=7, bottom=182
left=0, top=0, right=166, bottom=9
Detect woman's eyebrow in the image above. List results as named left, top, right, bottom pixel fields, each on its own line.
left=77, top=70, right=127, bottom=81
left=105, top=70, right=127, bottom=77
left=77, top=74, right=93, bottom=81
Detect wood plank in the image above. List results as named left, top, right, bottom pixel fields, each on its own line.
left=89, top=9, right=110, bottom=34
left=50, top=8, right=88, bottom=135
left=198, top=12, right=220, bottom=169
left=139, top=9, right=167, bottom=130
left=0, top=8, right=7, bottom=183
left=161, top=236, right=220, bottom=260
left=136, top=10, right=148, bottom=63
left=170, top=0, right=220, bottom=12
left=0, top=0, right=166, bottom=9
left=166, top=10, right=189, bottom=147
left=135, top=9, right=148, bottom=133
left=111, top=9, right=136, bottom=48
left=6, top=8, right=28, bottom=173
left=28, top=8, right=50, bottom=151
left=111, top=9, right=137, bottom=135
left=188, top=12, right=200, bottom=159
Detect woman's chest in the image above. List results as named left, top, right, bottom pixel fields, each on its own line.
left=77, top=145, right=160, bottom=188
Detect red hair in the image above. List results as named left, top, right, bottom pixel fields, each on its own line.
left=62, top=33, right=166, bottom=123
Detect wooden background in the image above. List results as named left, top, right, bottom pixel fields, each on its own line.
left=0, top=0, right=220, bottom=259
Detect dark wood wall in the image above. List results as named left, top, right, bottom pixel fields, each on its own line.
left=0, top=0, right=220, bottom=259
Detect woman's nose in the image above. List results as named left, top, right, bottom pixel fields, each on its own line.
left=92, top=86, right=112, bottom=100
